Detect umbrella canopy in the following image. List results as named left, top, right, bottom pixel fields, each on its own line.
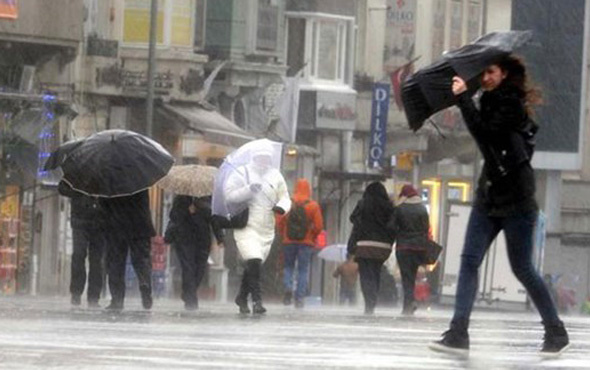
left=212, top=138, right=283, bottom=218
left=157, top=164, right=218, bottom=197
left=60, top=129, right=174, bottom=197
left=402, top=30, right=533, bottom=131
left=318, top=244, right=348, bottom=263
left=43, top=138, right=85, bottom=171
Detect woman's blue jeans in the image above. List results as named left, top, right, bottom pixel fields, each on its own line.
left=452, top=207, right=560, bottom=326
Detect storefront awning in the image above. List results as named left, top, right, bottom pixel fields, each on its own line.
left=320, top=171, right=387, bottom=182
left=160, top=104, right=255, bottom=148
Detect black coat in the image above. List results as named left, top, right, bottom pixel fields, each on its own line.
left=457, top=83, right=538, bottom=216
left=100, top=191, right=156, bottom=238
left=348, top=183, right=395, bottom=260
left=58, top=181, right=103, bottom=230
left=164, top=195, right=223, bottom=253
left=389, top=198, right=429, bottom=251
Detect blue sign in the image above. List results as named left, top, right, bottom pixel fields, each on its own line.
left=368, top=83, right=390, bottom=168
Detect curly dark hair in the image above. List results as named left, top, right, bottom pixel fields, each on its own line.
left=496, top=55, right=542, bottom=115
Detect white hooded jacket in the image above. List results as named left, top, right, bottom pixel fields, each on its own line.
left=224, top=162, right=291, bottom=261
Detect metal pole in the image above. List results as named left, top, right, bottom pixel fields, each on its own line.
left=146, top=0, right=158, bottom=137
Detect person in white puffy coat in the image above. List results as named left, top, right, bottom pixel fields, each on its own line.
left=224, top=149, right=291, bottom=314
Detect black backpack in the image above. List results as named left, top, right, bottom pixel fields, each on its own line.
left=287, top=200, right=310, bottom=240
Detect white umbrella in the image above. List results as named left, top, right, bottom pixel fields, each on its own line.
left=318, top=244, right=348, bottom=263
left=212, top=138, right=283, bottom=218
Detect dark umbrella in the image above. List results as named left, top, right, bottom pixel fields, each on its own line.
left=60, top=129, right=175, bottom=197
left=43, top=138, right=85, bottom=171
left=402, top=30, right=533, bottom=131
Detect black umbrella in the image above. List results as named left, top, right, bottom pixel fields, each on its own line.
left=402, top=30, right=533, bottom=131
left=43, top=138, right=85, bottom=171
left=60, top=130, right=175, bottom=197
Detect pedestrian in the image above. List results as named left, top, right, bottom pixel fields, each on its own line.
left=58, top=181, right=105, bottom=308
left=164, top=195, right=224, bottom=310
left=389, top=184, right=430, bottom=315
left=100, top=190, right=155, bottom=311
left=333, top=254, right=358, bottom=306
left=348, top=182, right=396, bottom=315
left=224, top=145, right=291, bottom=315
left=277, top=178, right=323, bottom=308
left=430, top=55, right=569, bottom=357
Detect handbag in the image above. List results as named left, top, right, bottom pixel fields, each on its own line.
left=213, top=208, right=249, bottom=229
left=424, top=239, right=443, bottom=265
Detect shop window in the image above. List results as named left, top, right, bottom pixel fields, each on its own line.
left=233, top=100, right=246, bottom=129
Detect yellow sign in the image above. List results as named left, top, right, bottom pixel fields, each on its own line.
left=0, top=186, right=19, bottom=219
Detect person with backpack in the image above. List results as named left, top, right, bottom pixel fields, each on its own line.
left=278, top=178, right=323, bottom=308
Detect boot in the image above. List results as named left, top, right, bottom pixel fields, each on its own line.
left=247, top=259, right=266, bottom=315
left=540, top=321, right=570, bottom=358
left=429, top=319, right=470, bottom=356
left=105, top=300, right=124, bottom=312
left=235, top=269, right=251, bottom=314
left=71, top=295, right=81, bottom=307
left=283, top=291, right=293, bottom=306
left=140, top=286, right=153, bottom=310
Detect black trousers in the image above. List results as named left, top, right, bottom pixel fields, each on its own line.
left=357, top=258, right=384, bottom=312
left=173, top=241, right=209, bottom=306
left=70, top=227, right=105, bottom=302
left=236, top=259, right=263, bottom=304
left=106, top=235, right=152, bottom=305
left=396, top=250, right=424, bottom=311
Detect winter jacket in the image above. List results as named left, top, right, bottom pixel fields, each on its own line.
left=348, top=182, right=395, bottom=261
left=224, top=163, right=291, bottom=261
left=100, top=190, right=156, bottom=239
left=58, top=181, right=103, bottom=230
left=277, top=179, right=323, bottom=247
left=456, top=83, right=538, bottom=216
left=164, top=195, right=223, bottom=253
left=389, top=195, right=429, bottom=251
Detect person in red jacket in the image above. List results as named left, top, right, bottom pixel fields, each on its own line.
left=277, top=179, right=324, bottom=308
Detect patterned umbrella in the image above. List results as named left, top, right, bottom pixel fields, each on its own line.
left=157, top=164, right=217, bottom=197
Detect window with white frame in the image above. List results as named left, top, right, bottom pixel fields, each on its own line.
left=288, top=16, right=352, bottom=84
left=122, top=0, right=197, bottom=47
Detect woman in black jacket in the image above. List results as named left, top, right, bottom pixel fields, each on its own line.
left=348, top=182, right=395, bottom=315
left=430, top=55, right=569, bottom=358
left=165, top=195, right=224, bottom=310
left=390, top=184, right=430, bottom=316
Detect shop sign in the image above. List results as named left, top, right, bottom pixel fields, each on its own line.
left=368, top=83, right=390, bottom=168
left=315, top=91, right=356, bottom=130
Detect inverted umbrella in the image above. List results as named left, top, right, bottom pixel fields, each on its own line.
left=60, top=129, right=174, bottom=197
left=157, top=164, right=218, bottom=197
left=402, top=30, right=533, bottom=131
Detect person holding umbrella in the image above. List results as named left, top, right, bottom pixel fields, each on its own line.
left=429, top=55, right=569, bottom=357
left=215, top=139, right=291, bottom=315
left=54, top=130, right=175, bottom=312
left=348, top=182, right=396, bottom=315
left=100, top=191, right=156, bottom=311
left=164, top=195, right=224, bottom=311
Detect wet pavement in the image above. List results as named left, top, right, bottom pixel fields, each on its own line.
left=0, top=296, right=588, bottom=369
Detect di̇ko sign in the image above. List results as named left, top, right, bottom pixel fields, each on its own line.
left=368, top=83, right=390, bottom=168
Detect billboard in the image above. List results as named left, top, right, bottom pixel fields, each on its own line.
left=512, top=0, right=588, bottom=170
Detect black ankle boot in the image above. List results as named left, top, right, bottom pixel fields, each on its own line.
left=541, top=321, right=570, bottom=358
left=283, top=291, right=293, bottom=305
left=429, top=319, right=470, bottom=355
left=253, top=301, right=267, bottom=315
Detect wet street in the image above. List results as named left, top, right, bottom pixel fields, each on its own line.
left=0, top=297, right=588, bottom=369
